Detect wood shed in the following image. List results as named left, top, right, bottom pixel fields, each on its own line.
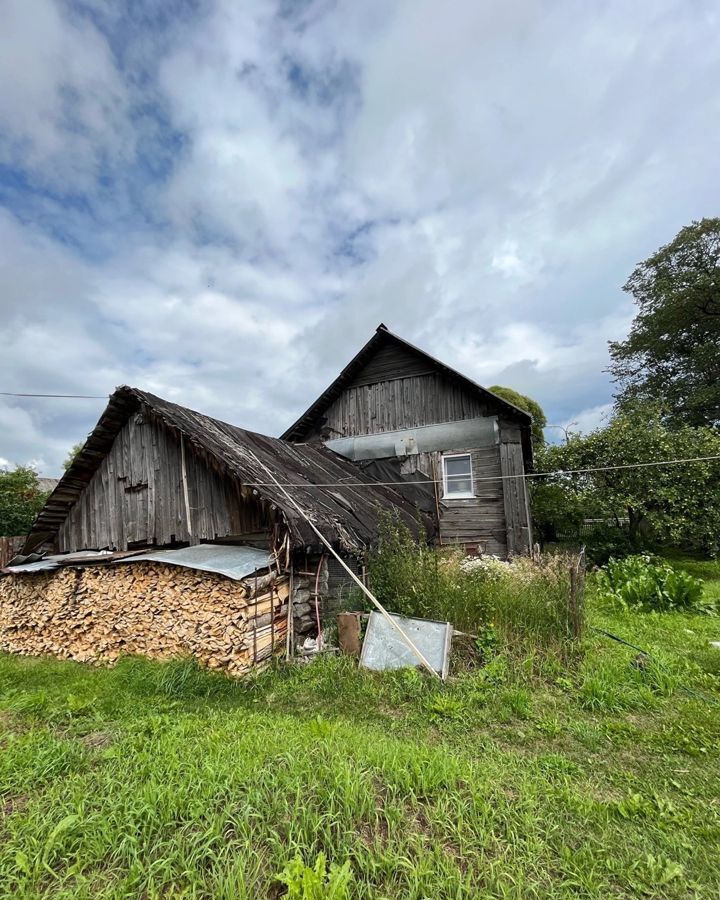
left=1, top=386, right=431, bottom=672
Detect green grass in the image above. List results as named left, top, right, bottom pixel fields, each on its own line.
left=1, top=564, right=720, bottom=897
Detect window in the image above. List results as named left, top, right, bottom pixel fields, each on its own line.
left=442, top=453, right=474, bottom=499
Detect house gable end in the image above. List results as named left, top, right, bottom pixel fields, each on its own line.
left=281, top=324, right=532, bottom=446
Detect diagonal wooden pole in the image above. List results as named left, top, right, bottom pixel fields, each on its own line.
left=244, top=449, right=440, bottom=678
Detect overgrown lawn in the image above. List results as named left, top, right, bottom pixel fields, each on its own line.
left=1, top=563, right=719, bottom=897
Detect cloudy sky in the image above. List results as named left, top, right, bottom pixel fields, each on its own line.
left=1, top=0, right=719, bottom=474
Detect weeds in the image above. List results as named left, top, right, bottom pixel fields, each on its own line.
left=368, top=514, right=585, bottom=659
left=596, top=555, right=707, bottom=612
left=275, top=853, right=353, bottom=899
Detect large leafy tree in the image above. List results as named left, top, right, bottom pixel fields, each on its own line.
left=489, top=385, right=547, bottom=444
left=609, top=218, right=720, bottom=426
left=0, top=466, right=50, bottom=536
left=532, top=406, right=720, bottom=555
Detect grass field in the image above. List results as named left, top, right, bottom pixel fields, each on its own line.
left=1, top=561, right=719, bottom=898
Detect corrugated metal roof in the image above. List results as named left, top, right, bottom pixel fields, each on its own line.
left=4, top=550, right=118, bottom=573
left=115, top=544, right=271, bottom=581
left=4, top=544, right=271, bottom=581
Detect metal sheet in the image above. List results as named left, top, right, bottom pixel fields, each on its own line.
left=115, top=544, right=272, bottom=581
left=326, top=417, right=498, bottom=461
left=360, top=611, right=453, bottom=679
left=5, top=550, right=117, bottom=573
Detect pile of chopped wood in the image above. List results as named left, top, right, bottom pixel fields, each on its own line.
left=0, top=562, right=289, bottom=676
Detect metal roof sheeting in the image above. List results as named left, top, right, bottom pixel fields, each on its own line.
left=4, top=550, right=119, bottom=574
left=114, top=544, right=272, bottom=581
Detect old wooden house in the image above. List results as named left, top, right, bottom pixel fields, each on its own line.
left=283, top=324, right=533, bottom=558
left=1, top=324, right=533, bottom=673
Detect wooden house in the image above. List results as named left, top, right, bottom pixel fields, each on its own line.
left=2, top=324, right=533, bottom=673
left=283, top=324, right=533, bottom=558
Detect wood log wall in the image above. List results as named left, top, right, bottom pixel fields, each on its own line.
left=0, top=563, right=291, bottom=677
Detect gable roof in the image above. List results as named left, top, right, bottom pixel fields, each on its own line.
left=281, top=323, right=533, bottom=443
left=24, top=386, right=432, bottom=556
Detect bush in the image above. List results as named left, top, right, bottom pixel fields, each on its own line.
left=595, top=555, right=706, bottom=612
left=368, top=513, right=492, bottom=631
left=581, top=524, right=639, bottom=566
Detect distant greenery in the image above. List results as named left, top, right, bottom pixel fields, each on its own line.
left=0, top=466, right=49, bottom=536
left=1, top=558, right=719, bottom=897
left=63, top=442, right=84, bottom=471
left=531, top=405, right=720, bottom=557
left=609, top=217, right=720, bottom=428
left=489, top=384, right=547, bottom=444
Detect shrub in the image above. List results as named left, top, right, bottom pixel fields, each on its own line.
left=595, top=555, right=706, bottom=612
left=582, top=524, right=639, bottom=566
left=368, top=513, right=492, bottom=631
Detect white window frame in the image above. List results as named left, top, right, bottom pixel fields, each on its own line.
left=441, top=452, right=474, bottom=499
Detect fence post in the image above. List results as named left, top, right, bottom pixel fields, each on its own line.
left=568, top=549, right=586, bottom=642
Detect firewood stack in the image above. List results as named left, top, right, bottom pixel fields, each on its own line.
left=0, top=562, right=289, bottom=676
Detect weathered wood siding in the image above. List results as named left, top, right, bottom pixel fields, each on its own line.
left=308, top=372, right=493, bottom=440
left=399, top=448, right=507, bottom=556
left=347, top=341, right=436, bottom=387
left=58, top=413, right=269, bottom=552
left=499, top=440, right=532, bottom=555
left=0, top=536, right=25, bottom=568
left=298, top=339, right=532, bottom=556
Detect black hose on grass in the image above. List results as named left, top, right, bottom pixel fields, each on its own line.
left=590, top=625, right=720, bottom=707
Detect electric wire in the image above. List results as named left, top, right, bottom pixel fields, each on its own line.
left=240, top=454, right=720, bottom=489
left=0, top=392, right=107, bottom=399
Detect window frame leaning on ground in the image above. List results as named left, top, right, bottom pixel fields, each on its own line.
left=441, top=452, right=475, bottom=499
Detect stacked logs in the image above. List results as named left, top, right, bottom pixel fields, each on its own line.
left=0, top=562, right=289, bottom=676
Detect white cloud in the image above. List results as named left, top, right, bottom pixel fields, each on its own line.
left=564, top=403, right=614, bottom=438
left=1, top=0, right=720, bottom=474
left=0, top=0, right=132, bottom=189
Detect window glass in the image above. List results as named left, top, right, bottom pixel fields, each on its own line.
left=443, top=454, right=473, bottom=496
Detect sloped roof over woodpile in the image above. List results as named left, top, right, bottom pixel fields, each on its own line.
left=281, top=323, right=533, bottom=443
left=24, top=387, right=432, bottom=555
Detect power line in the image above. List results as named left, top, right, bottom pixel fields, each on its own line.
left=241, top=454, right=720, bottom=489
left=0, top=392, right=107, bottom=399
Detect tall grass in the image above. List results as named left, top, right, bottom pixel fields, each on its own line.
left=368, top=514, right=584, bottom=656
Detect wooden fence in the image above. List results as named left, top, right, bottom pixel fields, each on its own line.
left=0, top=536, right=25, bottom=568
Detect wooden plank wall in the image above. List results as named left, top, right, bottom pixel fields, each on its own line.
left=399, top=447, right=507, bottom=557
left=347, top=342, right=436, bottom=387
left=308, top=372, right=492, bottom=440
left=499, top=441, right=532, bottom=555
left=58, top=413, right=268, bottom=552
left=0, top=536, right=25, bottom=568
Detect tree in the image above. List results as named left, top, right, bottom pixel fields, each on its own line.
left=609, top=218, right=720, bottom=427
left=489, top=385, right=547, bottom=444
left=531, top=405, right=720, bottom=556
left=0, top=466, right=50, bottom=536
left=63, top=442, right=84, bottom=471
